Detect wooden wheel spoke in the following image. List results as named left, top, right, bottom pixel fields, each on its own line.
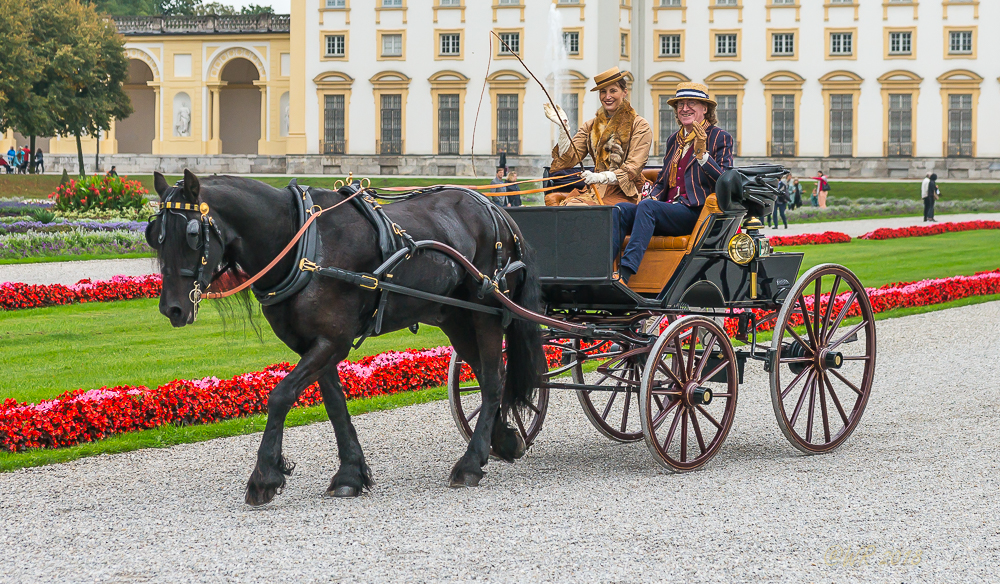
left=466, top=404, right=482, bottom=423
left=661, top=407, right=683, bottom=452
left=829, top=321, right=867, bottom=351
left=525, top=401, right=541, bottom=415
left=690, top=408, right=707, bottom=455
left=696, top=405, right=722, bottom=430
left=785, top=326, right=814, bottom=355
left=673, top=336, right=686, bottom=377
left=788, top=371, right=815, bottom=427
left=780, top=357, right=814, bottom=364
left=512, top=409, right=528, bottom=442
left=817, top=371, right=831, bottom=443
left=797, top=295, right=817, bottom=348
left=826, top=291, right=857, bottom=343
left=680, top=408, right=689, bottom=462
left=813, top=277, right=822, bottom=343
left=823, top=372, right=850, bottom=427
left=652, top=398, right=680, bottom=429
left=696, top=359, right=728, bottom=386
left=686, top=327, right=699, bottom=378
left=620, top=388, right=632, bottom=433
left=653, top=393, right=666, bottom=413
left=805, top=379, right=817, bottom=443
left=780, top=365, right=812, bottom=400
left=820, top=275, right=842, bottom=341
left=601, top=389, right=620, bottom=420
left=828, top=368, right=863, bottom=397
left=459, top=386, right=481, bottom=394
left=693, top=333, right=717, bottom=381
left=657, top=359, right=685, bottom=387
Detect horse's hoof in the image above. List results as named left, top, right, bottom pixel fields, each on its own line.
left=325, top=486, right=360, bottom=498
left=449, top=472, right=481, bottom=488
left=244, top=488, right=277, bottom=507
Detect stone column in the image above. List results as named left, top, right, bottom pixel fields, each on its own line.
left=207, top=83, right=225, bottom=155
left=254, top=80, right=267, bottom=155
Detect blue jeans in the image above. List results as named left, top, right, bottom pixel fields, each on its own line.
left=614, top=200, right=701, bottom=274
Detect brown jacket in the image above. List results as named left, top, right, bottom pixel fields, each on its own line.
left=550, top=103, right=652, bottom=205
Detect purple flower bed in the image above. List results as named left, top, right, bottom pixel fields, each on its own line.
left=0, top=201, right=53, bottom=217
left=0, top=220, right=146, bottom=234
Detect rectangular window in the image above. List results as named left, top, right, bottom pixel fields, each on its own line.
left=562, top=31, right=580, bottom=55
left=716, top=94, right=738, bottom=146
left=381, top=0, right=401, bottom=6
left=948, top=94, right=973, bottom=157
left=380, top=94, right=402, bottom=154
left=949, top=31, right=973, bottom=54
left=440, top=33, right=461, bottom=56
left=830, top=32, right=852, bottom=55
left=440, top=0, right=460, bottom=5
left=658, top=95, right=673, bottom=156
left=561, top=93, right=579, bottom=135
left=499, top=0, right=519, bottom=5
left=771, top=94, right=795, bottom=157
left=772, top=0, right=795, bottom=4
left=438, top=94, right=460, bottom=155
left=620, top=33, right=629, bottom=58
left=496, top=94, right=519, bottom=154
left=660, top=34, right=681, bottom=57
left=325, top=35, right=346, bottom=57
left=889, top=31, right=912, bottom=55
left=772, top=33, right=795, bottom=56
left=829, top=94, right=853, bottom=156
left=716, top=0, right=737, bottom=5
left=323, top=95, right=345, bottom=154
left=381, top=34, right=403, bottom=57
left=888, top=93, right=912, bottom=156
left=716, top=34, right=737, bottom=57
left=499, top=32, right=520, bottom=55
left=660, top=0, right=681, bottom=5
left=326, top=0, right=345, bottom=7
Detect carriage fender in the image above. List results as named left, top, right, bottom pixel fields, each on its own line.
left=679, top=280, right=727, bottom=308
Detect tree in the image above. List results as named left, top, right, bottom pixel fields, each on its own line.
left=241, top=4, right=274, bottom=14
left=156, top=0, right=200, bottom=15
left=0, top=1, right=40, bottom=134
left=87, top=0, right=157, bottom=16
left=195, top=2, right=237, bottom=15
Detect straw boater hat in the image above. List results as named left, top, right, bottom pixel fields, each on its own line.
left=591, top=67, right=628, bottom=91
left=667, top=82, right=717, bottom=107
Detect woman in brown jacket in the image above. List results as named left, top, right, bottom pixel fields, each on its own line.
left=545, top=67, right=652, bottom=206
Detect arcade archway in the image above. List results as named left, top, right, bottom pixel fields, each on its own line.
left=219, top=58, right=262, bottom=155
left=117, top=59, right=157, bottom=154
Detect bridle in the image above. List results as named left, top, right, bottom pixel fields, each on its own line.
left=146, top=182, right=224, bottom=318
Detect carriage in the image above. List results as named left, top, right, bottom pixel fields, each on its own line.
left=446, top=165, right=877, bottom=472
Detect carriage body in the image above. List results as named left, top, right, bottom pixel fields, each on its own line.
left=449, top=165, right=877, bottom=472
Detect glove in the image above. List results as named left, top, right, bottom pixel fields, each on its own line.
left=692, top=123, right=708, bottom=160
left=543, top=103, right=569, bottom=127
left=581, top=170, right=617, bottom=185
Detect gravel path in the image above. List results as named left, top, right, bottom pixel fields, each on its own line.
left=0, top=257, right=157, bottom=286
left=766, top=212, right=1000, bottom=238
left=1, top=302, right=998, bottom=583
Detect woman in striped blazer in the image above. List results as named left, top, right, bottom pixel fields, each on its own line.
left=613, top=82, right=734, bottom=284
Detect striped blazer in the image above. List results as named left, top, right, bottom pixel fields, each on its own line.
left=649, top=125, right=735, bottom=208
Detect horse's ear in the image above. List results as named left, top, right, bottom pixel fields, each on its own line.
left=183, top=169, right=201, bottom=202
left=153, top=172, right=169, bottom=198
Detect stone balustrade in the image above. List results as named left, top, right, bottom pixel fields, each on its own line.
left=112, top=14, right=290, bottom=35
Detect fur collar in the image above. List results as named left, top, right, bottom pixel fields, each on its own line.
left=589, top=100, right=636, bottom=172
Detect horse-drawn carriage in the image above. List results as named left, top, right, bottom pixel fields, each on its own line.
left=447, top=165, right=877, bottom=472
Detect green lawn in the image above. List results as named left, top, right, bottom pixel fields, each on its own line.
left=0, top=298, right=448, bottom=404
left=0, top=251, right=155, bottom=265
left=796, top=180, right=1000, bottom=201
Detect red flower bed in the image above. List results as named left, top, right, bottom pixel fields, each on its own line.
left=0, top=275, right=162, bottom=311
left=769, top=231, right=851, bottom=246
left=859, top=220, right=1000, bottom=241
left=0, top=346, right=564, bottom=453
left=720, top=269, right=1000, bottom=337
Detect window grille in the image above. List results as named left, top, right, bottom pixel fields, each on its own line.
left=496, top=94, right=519, bottom=154
left=323, top=95, right=345, bottom=154
left=438, top=94, right=460, bottom=154
left=948, top=94, right=973, bottom=157
left=887, top=93, right=912, bottom=156
left=771, top=94, right=795, bottom=156
left=829, top=94, right=853, bottom=156
left=380, top=94, right=402, bottom=154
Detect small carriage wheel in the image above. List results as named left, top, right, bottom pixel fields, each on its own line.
left=640, top=316, right=739, bottom=472
left=447, top=351, right=549, bottom=450
left=572, top=339, right=646, bottom=443
left=769, top=264, right=876, bottom=454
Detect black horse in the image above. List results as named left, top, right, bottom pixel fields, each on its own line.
left=146, top=170, right=545, bottom=505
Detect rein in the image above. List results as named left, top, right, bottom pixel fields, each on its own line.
left=374, top=171, right=585, bottom=197
left=201, top=189, right=363, bottom=300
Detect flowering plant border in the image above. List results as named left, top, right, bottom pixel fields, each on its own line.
left=858, top=220, right=1000, bottom=241
left=769, top=231, right=851, bottom=246
left=0, top=275, right=161, bottom=311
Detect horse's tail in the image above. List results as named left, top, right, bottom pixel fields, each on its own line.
left=503, top=241, right=546, bottom=413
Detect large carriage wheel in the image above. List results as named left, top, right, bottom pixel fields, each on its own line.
left=639, top=316, right=739, bottom=472
left=447, top=350, right=549, bottom=450
left=770, top=264, right=877, bottom=454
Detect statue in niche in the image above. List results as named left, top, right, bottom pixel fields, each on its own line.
left=281, top=101, right=290, bottom=137
left=174, top=104, right=191, bottom=137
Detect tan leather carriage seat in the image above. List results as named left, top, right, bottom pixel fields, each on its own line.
left=620, top=194, right=723, bottom=293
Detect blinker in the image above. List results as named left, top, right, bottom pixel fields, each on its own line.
left=186, top=219, right=203, bottom=250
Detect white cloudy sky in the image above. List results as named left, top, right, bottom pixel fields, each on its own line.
left=221, top=0, right=291, bottom=14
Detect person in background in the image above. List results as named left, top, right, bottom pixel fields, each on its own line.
left=489, top=166, right=508, bottom=207
left=5, top=147, right=14, bottom=168
left=925, top=173, right=939, bottom=222
left=772, top=173, right=789, bottom=229
left=15, top=147, right=27, bottom=174
left=921, top=172, right=933, bottom=221
left=0, top=157, right=10, bottom=174
left=812, top=170, right=830, bottom=208
left=33, top=149, right=44, bottom=174
left=790, top=177, right=803, bottom=209
left=106, top=166, right=118, bottom=178
left=504, top=169, right=522, bottom=207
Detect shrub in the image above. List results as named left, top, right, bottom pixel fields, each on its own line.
left=48, top=175, right=148, bottom=213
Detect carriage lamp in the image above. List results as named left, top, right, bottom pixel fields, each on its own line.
left=727, top=233, right=756, bottom=265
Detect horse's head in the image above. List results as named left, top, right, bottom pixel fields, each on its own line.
left=146, top=169, right=226, bottom=327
